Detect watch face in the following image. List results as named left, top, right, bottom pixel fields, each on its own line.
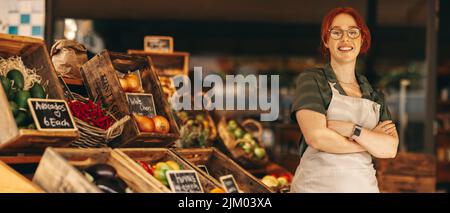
left=354, top=127, right=361, bottom=136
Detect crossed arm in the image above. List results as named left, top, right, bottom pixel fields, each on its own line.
left=296, top=109, right=399, bottom=159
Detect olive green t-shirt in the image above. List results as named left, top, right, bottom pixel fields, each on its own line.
left=290, top=63, right=392, bottom=155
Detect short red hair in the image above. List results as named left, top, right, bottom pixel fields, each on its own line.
left=320, top=7, right=371, bottom=57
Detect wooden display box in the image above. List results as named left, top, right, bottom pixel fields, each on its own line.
left=0, top=160, right=43, bottom=193
left=0, top=34, right=79, bottom=151
left=127, top=50, right=189, bottom=100
left=32, top=147, right=164, bottom=193
left=80, top=50, right=179, bottom=147
left=127, top=50, right=189, bottom=77
left=115, top=148, right=224, bottom=193
left=172, top=148, right=274, bottom=193
left=375, top=152, right=436, bottom=193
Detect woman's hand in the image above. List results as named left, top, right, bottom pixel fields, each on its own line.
left=327, top=120, right=355, bottom=138
left=373, top=120, right=397, bottom=136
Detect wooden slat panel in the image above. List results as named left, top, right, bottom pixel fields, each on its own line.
left=33, top=147, right=164, bottom=193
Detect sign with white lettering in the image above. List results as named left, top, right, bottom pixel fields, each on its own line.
left=28, top=98, right=77, bottom=131
left=126, top=93, right=156, bottom=117
left=220, top=175, right=240, bottom=193
left=166, top=170, right=203, bottom=193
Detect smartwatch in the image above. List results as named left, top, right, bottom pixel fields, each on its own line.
left=351, top=124, right=362, bottom=140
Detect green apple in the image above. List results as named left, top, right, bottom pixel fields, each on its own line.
left=234, top=128, right=244, bottom=139
left=254, top=147, right=266, bottom=159
left=227, top=120, right=238, bottom=131
left=242, top=142, right=252, bottom=153
left=243, top=133, right=253, bottom=141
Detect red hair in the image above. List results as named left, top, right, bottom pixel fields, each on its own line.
left=320, top=7, right=371, bottom=57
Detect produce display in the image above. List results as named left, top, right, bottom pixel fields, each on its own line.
left=159, top=76, right=176, bottom=100
left=80, top=163, right=133, bottom=193
left=226, top=120, right=266, bottom=160
left=137, top=160, right=182, bottom=187
left=68, top=99, right=114, bottom=130
left=118, top=71, right=143, bottom=93
left=134, top=114, right=170, bottom=134
left=260, top=173, right=292, bottom=190
left=0, top=56, right=47, bottom=129
left=175, top=111, right=214, bottom=148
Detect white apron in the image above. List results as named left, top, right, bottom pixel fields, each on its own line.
left=291, top=82, right=381, bottom=193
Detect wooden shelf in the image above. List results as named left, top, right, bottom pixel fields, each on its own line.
left=0, top=155, right=42, bottom=164
left=62, top=78, right=84, bottom=86
left=128, top=49, right=189, bottom=57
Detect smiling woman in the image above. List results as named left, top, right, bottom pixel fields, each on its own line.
left=290, top=7, right=399, bottom=193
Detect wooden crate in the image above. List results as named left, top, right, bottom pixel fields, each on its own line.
left=115, top=148, right=224, bottom=193
left=32, top=147, right=164, bottom=193
left=80, top=50, right=179, bottom=147
left=0, top=160, right=43, bottom=193
left=375, top=152, right=436, bottom=193
left=171, top=148, right=274, bottom=193
left=0, top=34, right=79, bottom=151
left=127, top=50, right=189, bottom=77
left=127, top=50, right=189, bottom=101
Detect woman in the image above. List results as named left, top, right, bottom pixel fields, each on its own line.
left=290, top=7, right=399, bottom=193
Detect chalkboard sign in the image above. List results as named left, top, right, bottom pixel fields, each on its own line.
left=126, top=93, right=156, bottom=117
left=28, top=98, right=77, bottom=131
left=197, top=165, right=210, bottom=175
left=220, top=175, right=240, bottom=193
left=166, top=170, right=204, bottom=193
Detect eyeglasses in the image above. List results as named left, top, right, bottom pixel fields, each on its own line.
left=328, top=27, right=361, bottom=40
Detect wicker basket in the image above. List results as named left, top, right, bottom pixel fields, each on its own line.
left=69, top=93, right=130, bottom=148
left=218, top=117, right=269, bottom=169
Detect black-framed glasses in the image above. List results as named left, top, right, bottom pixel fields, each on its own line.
left=328, top=27, right=361, bottom=40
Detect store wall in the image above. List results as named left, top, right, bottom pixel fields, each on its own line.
left=0, top=0, right=44, bottom=38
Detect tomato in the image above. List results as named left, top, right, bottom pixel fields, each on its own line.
left=153, top=115, right=170, bottom=134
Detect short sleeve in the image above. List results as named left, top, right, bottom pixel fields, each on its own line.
left=290, top=71, right=326, bottom=122
left=373, top=89, right=392, bottom=121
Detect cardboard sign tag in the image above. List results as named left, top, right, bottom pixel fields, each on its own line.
left=28, top=98, right=77, bottom=131
left=166, top=170, right=203, bottom=193
left=220, top=174, right=240, bottom=193
left=125, top=93, right=156, bottom=117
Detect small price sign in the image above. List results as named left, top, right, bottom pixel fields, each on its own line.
left=220, top=175, right=240, bottom=193
left=166, top=170, right=204, bottom=193
left=28, top=98, right=77, bottom=131
left=126, top=93, right=156, bottom=117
